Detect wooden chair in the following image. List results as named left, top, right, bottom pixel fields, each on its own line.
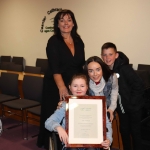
left=24, top=66, right=43, bottom=78
left=24, top=66, right=41, bottom=74
left=137, top=64, right=150, bottom=74
left=2, top=75, right=43, bottom=138
left=0, top=56, right=11, bottom=70
left=129, top=64, right=133, bottom=67
left=25, top=105, right=41, bottom=139
left=135, top=70, right=150, bottom=89
left=36, top=58, right=48, bottom=74
left=0, top=56, right=11, bottom=63
left=0, top=72, right=20, bottom=116
left=0, top=63, right=24, bottom=80
left=0, top=62, right=15, bottom=70
left=12, top=56, right=24, bottom=71
left=8, top=64, right=23, bottom=72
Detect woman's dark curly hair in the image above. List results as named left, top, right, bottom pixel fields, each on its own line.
left=84, top=56, right=113, bottom=82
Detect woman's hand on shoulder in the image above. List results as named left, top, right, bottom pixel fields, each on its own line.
left=56, top=126, right=68, bottom=145
left=57, top=101, right=63, bottom=109
left=57, top=100, right=67, bottom=109
left=53, top=74, right=69, bottom=100
left=58, top=85, right=69, bottom=100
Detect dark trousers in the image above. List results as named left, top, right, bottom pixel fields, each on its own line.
left=116, top=106, right=142, bottom=150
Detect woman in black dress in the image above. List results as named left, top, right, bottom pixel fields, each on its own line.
left=37, top=9, right=85, bottom=149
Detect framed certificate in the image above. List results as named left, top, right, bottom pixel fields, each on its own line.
left=65, top=95, right=106, bottom=148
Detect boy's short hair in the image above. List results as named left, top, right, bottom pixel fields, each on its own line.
left=101, top=42, right=117, bottom=53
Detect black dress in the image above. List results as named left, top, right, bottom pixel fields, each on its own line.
left=37, top=35, right=85, bottom=149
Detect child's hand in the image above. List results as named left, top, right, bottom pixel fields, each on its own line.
left=101, top=139, right=110, bottom=149
left=56, top=126, right=68, bottom=145
left=107, top=109, right=114, bottom=122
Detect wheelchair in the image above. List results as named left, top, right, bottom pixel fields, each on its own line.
left=49, top=132, right=111, bottom=150
left=49, top=132, right=63, bottom=150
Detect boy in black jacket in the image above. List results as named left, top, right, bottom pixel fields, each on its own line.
left=101, top=42, right=144, bottom=150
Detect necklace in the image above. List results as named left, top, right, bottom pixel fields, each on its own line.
left=64, top=39, right=72, bottom=45
left=63, top=35, right=73, bottom=45
left=68, top=42, right=72, bottom=45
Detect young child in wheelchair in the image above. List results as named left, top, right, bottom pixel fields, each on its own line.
left=45, top=74, right=112, bottom=150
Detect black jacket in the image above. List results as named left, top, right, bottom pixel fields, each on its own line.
left=113, top=51, right=144, bottom=113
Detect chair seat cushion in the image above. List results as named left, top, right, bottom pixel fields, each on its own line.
left=2, top=99, right=40, bottom=110
left=0, top=94, right=18, bottom=103
left=27, top=106, right=41, bottom=115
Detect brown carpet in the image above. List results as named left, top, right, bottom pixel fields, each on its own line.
left=0, top=117, right=43, bottom=150
left=0, top=118, right=121, bottom=150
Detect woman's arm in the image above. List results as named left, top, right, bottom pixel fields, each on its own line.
left=46, top=37, right=69, bottom=100
left=107, top=73, right=118, bottom=121
left=101, top=114, right=112, bottom=149
left=109, top=73, right=118, bottom=111
left=53, top=74, right=68, bottom=100
left=106, top=114, right=113, bottom=144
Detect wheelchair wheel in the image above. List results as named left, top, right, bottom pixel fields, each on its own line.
left=49, top=132, right=63, bottom=150
left=49, top=136, right=54, bottom=150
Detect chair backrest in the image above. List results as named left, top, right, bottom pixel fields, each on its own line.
left=129, top=64, right=133, bottom=67
left=22, top=75, right=43, bottom=102
left=1, top=56, right=11, bottom=63
left=12, top=56, right=24, bottom=71
left=137, top=64, right=150, bottom=73
left=8, top=64, right=23, bottom=72
left=0, top=62, right=15, bottom=70
left=24, top=66, right=41, bottom=74
left=135, top=70, right=150, bottom=89
left=36, top=58, right=48, bottom=74
left=0, top=72, right=19, bottom=97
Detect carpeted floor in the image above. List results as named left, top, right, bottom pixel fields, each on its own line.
left=0, top=118, right=119, bottom=150
left=0, top=117, right=43, bottom=150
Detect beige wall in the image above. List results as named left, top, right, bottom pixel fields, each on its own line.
left=0, top=0, right=150, bottom=69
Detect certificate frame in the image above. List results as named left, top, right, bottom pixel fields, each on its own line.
left=65, top=95, right=106, bottom=148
